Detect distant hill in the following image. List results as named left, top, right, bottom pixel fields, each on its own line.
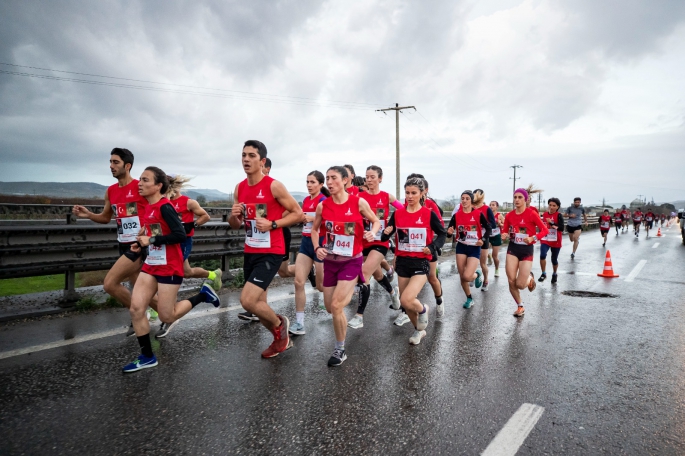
left=185, top=189, right=232, bottom=202
left=0, top=181, right=108, bottom=198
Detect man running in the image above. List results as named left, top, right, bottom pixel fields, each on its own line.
left=72, top=148, right=149, bottom=336
left=632, top=208, right=643, bottom=237
left=599, top=209, right=611, bottom=247
left=228, top=140, right=303, bottom=358
left=644, top=209, right=655, bottom=238
left=565, top=197, right=587, bottom=259
left=613, top=209, right=623, bottom=236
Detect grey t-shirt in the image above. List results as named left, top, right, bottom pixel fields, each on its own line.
left=565, top=205, right=586, bottom=227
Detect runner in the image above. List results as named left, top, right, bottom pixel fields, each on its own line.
left=488, top=200, right=505, bottom=278
left=447, top=191, right=490, bottom=309
left=472, top=189, right=497, bottom=292
left=380, top=177, right=446, bottom=345
left=289, top=170, right=329, bottom=336
left=632, top=207, right=643, bottom=237
left=613, top=208, right=623, bottom=236
left=600, top=209, right=611, bottom=247
left=72, top=148, right=150, bottom=337
left=419, top=177, right=445, bottom=317
left=343, top=164, right=360, bottom=196
left=621, top=206, right=630, bottom=233
left=524, top=184, right=543, bottom=217
left=347, top=165, right=402, bottom=330
left=660, top=213, right=666, bottom=227
left=644, top=209, right=655, bottom=238
left=123, top=167, right=220, bottom=373
left=538, top=197, right=564, bottom=284
left=311, top=166, right=380, bottom=366
left=565, top=197, right=587, bottom=259
left=228, top=140, right=303, bottom=359
left=501, top=188, right=549, bottom=317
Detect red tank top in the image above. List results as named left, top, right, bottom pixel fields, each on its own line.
left=600, top=215, right=612, bottom=229
left=424, top=198, right=444, bottom=226
left=108, top=179, right=148, bottom=244
left=453, top=208, right=484, bottom=245
left=170, top=195, right=195, bottom=236
left=394, top=206, right=434, bottom=260
left=320, top=195, right=364, bottom=257
left=346, top=186, right=360, bottom=196
left=302, top=193, right=326, bottom=237
left=237, top=176, right=286, bottom=255
left=359, top=191, right=390, bottom=248
left=141, top=198, right=184, bottom=277
left=614, top=212, right=623, bottom=223
left=540, top=211, right=562, bottom=248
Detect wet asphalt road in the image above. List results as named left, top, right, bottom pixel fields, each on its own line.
left=1, top=225, right=684, bottom=455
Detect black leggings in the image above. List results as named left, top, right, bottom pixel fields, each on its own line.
left=539, top=244, right=560, bottom=265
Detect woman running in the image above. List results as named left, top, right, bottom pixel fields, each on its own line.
left=501, top=188, right=549, bottom=317
left=447, top=191, right=490, bottom=309
left=488, top=201, right=505, bottom=277
left=600, top=209, right=612, bottom=246
left=311, top=166, right=380, bottom=367
left=381, top=177, right=446, bottom=345
left=472, top=189, right=497, bottom=292
left=613, top=209, right=623, bottom=236
left=538, top=197, right=564, bottom=284
left=123, top=167, right=220, bottom=373
left=289, top=171, right=329, bottom=336
left=348, top=165, right=402, bottom=330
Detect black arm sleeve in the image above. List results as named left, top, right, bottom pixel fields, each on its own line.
left=380, top=213, right=396, bottom=242
left=486, top=207, right=496, bottom=228
left=479, top=213, right=492, bottom=238
left=427, top=211, right=447, bottom=255
left=153, top=204, right=188, bottom=246
left=448, top=214, right=456, bottom=230
left=557, top=213, right=565, bottom=231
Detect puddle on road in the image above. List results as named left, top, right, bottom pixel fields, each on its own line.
left=561, top=290, right=619, bottom=298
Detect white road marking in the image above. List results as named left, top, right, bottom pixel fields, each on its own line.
left=482, top=403, right=545, bottom=456
left=652, top=243, right=660, bottom=249
left=0, top=289, right=318, bottom=360
left=625, top=260, right=647, bottom=282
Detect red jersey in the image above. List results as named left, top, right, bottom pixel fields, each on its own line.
left=237, top=175, right=286, bottom=255
left=359, top=191, right=390, bottom=248
left=632, top=211, right=643, bottom=222
left=503, top=208, right=549, bottom=246
left=644, top=212, right=654, bottom=222
left=108, top=179, right=148, bottom=244
left=170, top=195, right=195, bottom=236
left=540, top=211, right=562, bottom=248
left=600, top=215, right=612, bottom=230
left=614, top=212, right=623, bottom=223
left=394, top=206, right=434, bottom=260
left=424, top=198, right=444, bottom=226
left=453, top=207, right=484, bottom=245
left=301, top=193, right=326, bottom=238
left=321, top=195, right=364, bottom=257
left=346, top=186, right=360, bottom=196
left=141, top=198, right=184, bottom=277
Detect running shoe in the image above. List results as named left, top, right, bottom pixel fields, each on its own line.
left=307, top=266, right=316, bottom=288
left=155, top=320, right=179, bottom=339
left=528, top=272, right=536, bottom=292
left=571, top=253, right=575, bottom=259
left=436, top=302, right=444, bottom=317
left=289, top=321, right=306, bottom=336
left=390, top=286, right=401, bottom=310
left=538, top=273, right=547, bottom=282
left=513, top=306, right=525, bottom=317
left=416, top=305, right=429, bottom=331
left=201, top=283, right=221, bottom=308
left=475, top=269, right=483, bottom=288
left=122, top=354, right=158, bottom=373
left=147, top=309, right=158, bottom=321
left=551, top=274, right=558, bottom=284
left=385, top=267, right=395, bottom=282
left=393, top=313, right=410, bottom=326
left=261, top=315, right=293, bottom=358
left=409, top=330, right=426, bottom=345
left=481, top=281, right=489, bottom=292
left=327, top=348, right=347, bottom=367
left=463, top=297, right=473, bottom=309
left=210, top=268, right=223, bottom=292
left=125, top=322, right=135, bottom=337
left=494, top=268, right=500, bottom=277
left=487, top=254, right=493, bottom=266
left=238, top=311, right=259, bottom=322
left=347, top=315, right=364, bottom=329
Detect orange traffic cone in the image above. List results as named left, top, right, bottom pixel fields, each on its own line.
left=656, top=227, right=663, bottom=237
left=597, top=250, right=619, bottom=278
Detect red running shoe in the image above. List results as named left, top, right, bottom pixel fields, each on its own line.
left=261, top=315, right=293, bottom=358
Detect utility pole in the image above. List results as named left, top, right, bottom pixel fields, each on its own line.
left=376, top=103, right=416, bottom=197
left=637, top=194, right=644, bottom=204
left=538, top=192, right=542, bottom=211
left=510, top=165, right=523, bottom=195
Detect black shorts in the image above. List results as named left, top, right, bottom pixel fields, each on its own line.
left=395, top=256, right=430, bottom=278
left=152, top=274, right=184, bottom=285
left=282, top=227, right=292, bottom=262
left=363, top=245, right=389, bottom=257
left=244, top=253, right=282, bottom=290
left=507, top=243, right=534, bottom=262
left=118, top=242, right=142, bottom=262
left=567, top=225, right=582, bottom=233
left=480, top=237, right=490, bottom=250
left=600, top=229, right=610, bottom=236
left=646, top=221, right=653, bottom=229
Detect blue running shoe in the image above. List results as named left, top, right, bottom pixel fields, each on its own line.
left=122, top=354, right=158, bottom=373
left=475, top=269, right=483, bottom=288
left=463, top=297, right=473, bottom=309
left=201, top=283, right=221, bottom=308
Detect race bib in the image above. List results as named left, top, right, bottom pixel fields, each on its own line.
left=364, top=209, right=386, bottom=241
left=542, top=228, right=557, bottom=242
left=458, top=225, right=479, bottom=246
left=397, top=228, right=427, bottom=253
left=491, top=227, right=501, bottom=236
left=115, top=202, right=141, bottom=243
left=513, top=232, right=528, bottom=245
left=245, top=219, right=271, bottom=248
left=646, top=217, right=653, bottom=221
left=303, top=211, right=315, bottom=234
left=329, top=234, right=354, bottom=256
left=601, top=221, right=610, bottom=229
left=145, top=244, right=167, bottom=266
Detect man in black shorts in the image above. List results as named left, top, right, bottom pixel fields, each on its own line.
left=565, top=197, right=587, bottom=259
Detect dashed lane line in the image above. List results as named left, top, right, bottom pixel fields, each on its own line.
left=482, top=403, right=545, bottom=456
left=652, top=243, right=660, bottom=249
left=625, top=260, right=648, bottom=283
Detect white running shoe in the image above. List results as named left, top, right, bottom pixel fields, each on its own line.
left=409, top=330, right=426, bottom=345
left=347, top=315, right=364, bottom=329
left=417, top=305, right=429, bottom=331
left=436, top=302, right=444, bottom=317
left=494, top=268, right=500, bottom=277
left=393, top=313, right=410, bottom=327
left=390, top=286, right=401, bottom=310
left=487, top=254, right=493, bottom=266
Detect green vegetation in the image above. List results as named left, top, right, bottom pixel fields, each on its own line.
left=0, top=274, right=65, bottom=296
left=75, top=296, right=99, bottom=311
left=231, top=269, right=246, bottom=288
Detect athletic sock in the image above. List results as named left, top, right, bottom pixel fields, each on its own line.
left=466, top=294, right=472, bottom=299
left=356, top=284, right=371, bottom=315
left=296, top=311, right=304, bottom=325
left=137, top=333, right=154, bottom=358
left=188, top=293, right=206, bottom=308
left=379, top=276, right=393, bottom=294
left=419, top=305, right=426, bottom=314
left=435, top=295, right=443, bottom=305
left=335, top=340, right=345, bottom=351
left=207, top=270, right=216, bottom=281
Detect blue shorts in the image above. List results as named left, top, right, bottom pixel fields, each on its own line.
left=298, top=236, right=322, bottom=263
left=180, top=236, right=193, bottom=261
left=455, top=242, right=481, bottom=259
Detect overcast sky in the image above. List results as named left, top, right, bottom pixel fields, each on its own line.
left=1, top=0, right=684, bottom=206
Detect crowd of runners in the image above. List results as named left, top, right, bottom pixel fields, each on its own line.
left=72, top=143, right=679, bottom=372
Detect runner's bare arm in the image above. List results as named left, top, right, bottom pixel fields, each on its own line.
left=359, top=198, right=380, bottom=242
left=72, top=190, right=113, bottom=224
left=228, top=183, right=243, bottom=230
left=187, top=199, right=210, bottom=226
left=269, top=180, right=303, bottom=229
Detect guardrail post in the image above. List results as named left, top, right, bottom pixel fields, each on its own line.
left=60, top=270, right=80, bottom=306
left=221, top=255, right=227, bottom=273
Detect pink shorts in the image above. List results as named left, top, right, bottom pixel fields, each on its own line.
left=323, top=255, right=365, bottom=288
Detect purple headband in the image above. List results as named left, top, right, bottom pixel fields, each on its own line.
left=514, top=188, right=529, bottom=201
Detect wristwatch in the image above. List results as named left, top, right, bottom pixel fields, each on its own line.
left=149, top=236, right=157, bottom=246
left=532, top=235, right=538, bottom=242
left=271, top=221, right=278, bottom=230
